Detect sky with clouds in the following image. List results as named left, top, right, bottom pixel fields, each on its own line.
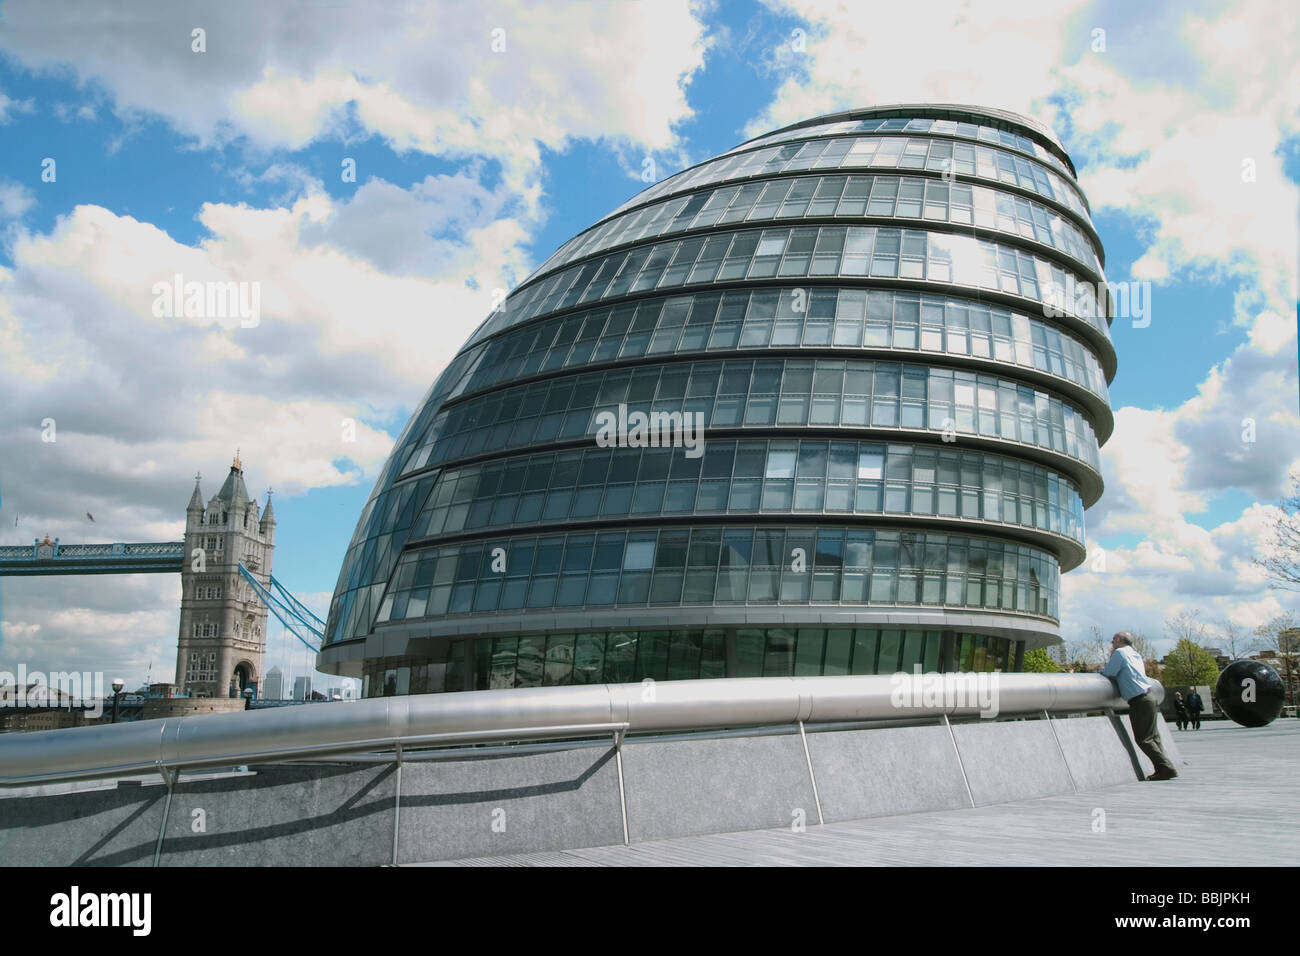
left=0, top=0, right=1296, bottom=688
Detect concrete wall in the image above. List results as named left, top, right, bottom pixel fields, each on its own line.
left=161, top=765, right=396, bottom=867
left=951, top=718, right=1076, bottom=805
left=1, top=712, right=1174, bottom=866
left=620, top=733, right=815, bottom=842
left=0, top=780, right=167, bottom=867
left=807, top=724, right=970, bottom=821
left=397, top=746, right=623, bottom=863
left=1050, top=713, right=1148, bottom=790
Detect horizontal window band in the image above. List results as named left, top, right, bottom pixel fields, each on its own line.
left=459, top=277, right=1118, bottom=388
left=526, top=173, right=1104, bottom=293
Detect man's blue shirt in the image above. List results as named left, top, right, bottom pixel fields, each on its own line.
left=1100, top=645, right=1152, bottom=700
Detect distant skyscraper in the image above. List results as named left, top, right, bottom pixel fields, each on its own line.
left=321, top=105, right=1114, bottom=696
left=176, top=453, right=275, bottom=698
left=263, top=666, right=284, bottom=700
left=292, top=675, right=312, bottom=701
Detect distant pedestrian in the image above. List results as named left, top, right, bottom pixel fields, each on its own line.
left=1173, top=691, right=1188, bottom=730
left=1100, top=631, right=1179, bottom=780
left=1186, top=688, right=1204, bottom=730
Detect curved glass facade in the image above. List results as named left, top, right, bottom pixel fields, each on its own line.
left=605, top=133, right=1092, bottom=225
left=470, top=222, right=1112, bottom=347
left=322, top=105, right=1116, bottom=695
left=532, top=174, right=1103, bottom=279
left=412, top=441, right=1086, bottom=547
left=397, top=357, right=1103, bottom=477
left=433, top=288, right=1110, bottom=413
left=721, top=114, right=1078, bottom=179
left=376, top=525, right=1060, bottom=623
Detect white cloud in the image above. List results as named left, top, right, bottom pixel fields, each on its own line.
left=0, top=172, right=544, bottom=679
left=1065, top=68, right=1298, bottom=327
left=0, top=0, right=711, bottom=206
left=1064, top=314, right=1300, bottom=651
left=298, top=166, right=531, bottom=280
left=51, top=101, right=96, bottom=122
left=748, top=0, right=1090, bottom=138
left=0, top=177, right=529, bottom=500
left=0, top=181, right=35, bottom=220
left=0, top=90, right=36, bottom=123
left=0, top=576, right=180, bottom=686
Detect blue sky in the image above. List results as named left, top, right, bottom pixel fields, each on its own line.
left=0, top=0, right=1296, bottom=685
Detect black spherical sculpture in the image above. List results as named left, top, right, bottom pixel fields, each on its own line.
left=1214, top=660, right=1286, bottom=727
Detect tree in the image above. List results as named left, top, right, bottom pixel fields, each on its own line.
left=1165, top=608, right=1207, bottom=646
left=1059, top=648, right=1097, bottom=671
left=1253, top=612, right=1299, bottom=656
left=1063, top=625, right=1156, bottom=672
left=1059, top=625, right=1112, bottom=672
left=1253, top=612, right=1300, bottom=705
left=1256, top=468, right=1300, bottom=590
left=1022, top=648, right=1060, bottom=673
left=1141, top=652, right=1163, bottom=681
left=1161, top=639, right=1219, bottom=687
left=1212, top=617, right=1250, bottom=660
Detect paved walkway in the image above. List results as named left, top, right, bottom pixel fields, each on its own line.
left=428, top=720, right=1300, bottom=866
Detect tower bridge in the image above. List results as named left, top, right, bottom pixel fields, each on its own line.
left=0, top=454, right=320, bottom=700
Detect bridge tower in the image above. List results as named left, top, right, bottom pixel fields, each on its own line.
left=175, top=453, right=275, bottom=698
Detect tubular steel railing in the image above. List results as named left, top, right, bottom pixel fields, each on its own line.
left=0, top=673, right=1153, bottom=788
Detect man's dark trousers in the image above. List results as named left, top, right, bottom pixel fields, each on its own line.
left=1127, top=692, right=1178, bottom=777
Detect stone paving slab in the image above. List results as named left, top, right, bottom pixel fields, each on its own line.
left=420, top=721, right=1300, bottom=867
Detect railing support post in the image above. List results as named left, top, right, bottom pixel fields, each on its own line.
left=1044, top=709, right=1078, bottom=793
left=613, top=730, right=629, bottom=846
left=391, top=742, right=403, bottom=866
left=943, top=714, right=976, bottom=808
left=153, top=765, right=177, bottom=868
left=797, top=721, right=824, bottom=825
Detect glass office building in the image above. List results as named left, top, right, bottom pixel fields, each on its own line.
left=319, top=105, right=1115, bottom=697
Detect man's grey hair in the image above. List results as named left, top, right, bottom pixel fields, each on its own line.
left=1113, top=631, right=1134, bottom=647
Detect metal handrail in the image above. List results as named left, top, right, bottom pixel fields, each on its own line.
left=0, top=673, right=1153, bottom=788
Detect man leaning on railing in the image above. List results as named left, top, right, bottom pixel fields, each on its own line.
left=1100, top=630, right=1178, bottom=781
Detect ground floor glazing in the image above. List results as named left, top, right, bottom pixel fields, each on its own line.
left=360, top=626, right=1026, bottom=697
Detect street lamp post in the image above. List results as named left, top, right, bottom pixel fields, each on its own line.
left=242, top=686, right=253, bottom=711
left=111, top=677, right=124, bottom=724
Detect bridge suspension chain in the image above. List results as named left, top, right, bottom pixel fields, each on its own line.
left=238, top=563, right=322, bottom=653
